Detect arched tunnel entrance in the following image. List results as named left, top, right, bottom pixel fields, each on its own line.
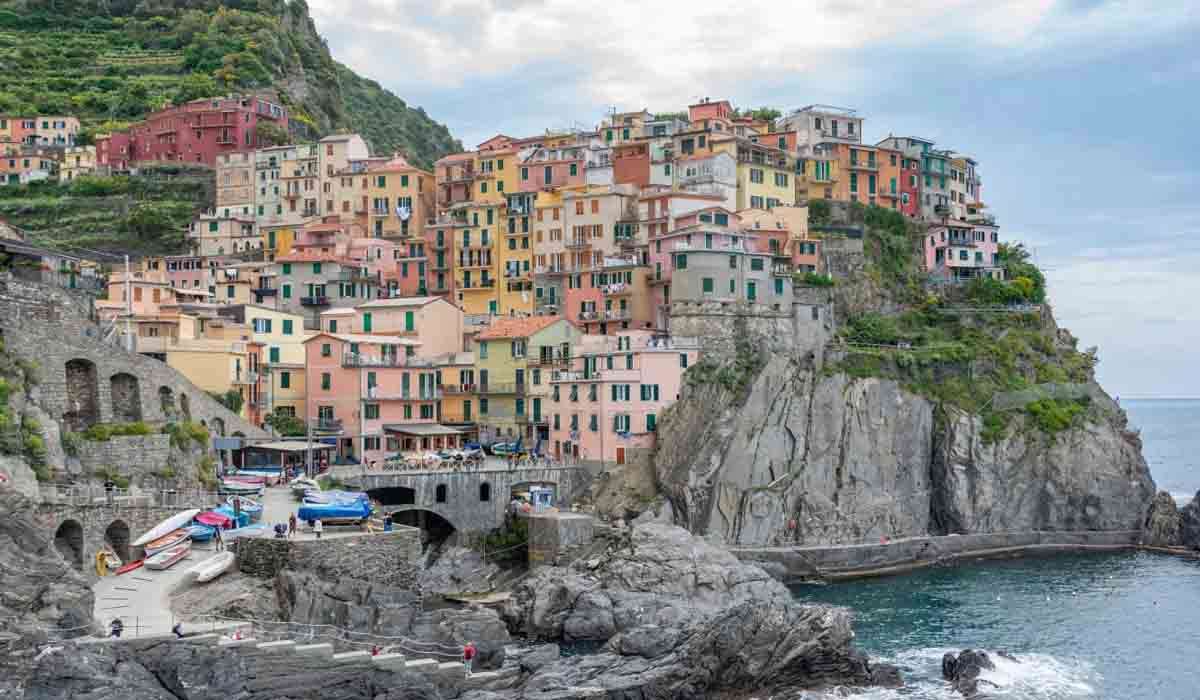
left=104, top=519, right=131, bottom=563
left=390, top=509, right=457, bottom=549
left=368, top=486, right=416, bottom=507
left=54, top=519, right=84, bottom=570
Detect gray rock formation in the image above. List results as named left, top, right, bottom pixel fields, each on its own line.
left=501, top=523, right=899, bottom=697
left=1142, top=491, right=1183, bottom=547
left=655, top=354, right=1155, bottom=546
left=942, top=649, right=997, bottom=697
left=419, top=545, right=500, bottom=595
left=0, top=487, right=95, bottom=646
left=276, top=568, right=421, bottom=636
left=1179, top=491, right=1200, bottom=549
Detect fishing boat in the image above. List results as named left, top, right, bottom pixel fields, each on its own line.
left=289, top=477, right=320, bottom=499
left=213, top=504, right=251, bottom=528
left=195, top=510, right=235, bottom=529
left=224, top=495, right=263, bottom=521
left=223, top=474, right=266, bottom=485
left=219, top=479, right=264, bottom=496
left=187, top=524, right=216, bottom=542
left=223, top=523, right=269, bottom=541
left=297, top=498, right=372, bottom=525
left=114, top=560, right=143, bottom=576
left=145, top=541, right=191, bottom=570
left=142, top=528, right=191, bottom=557
left=302, top=490, right=367, bottom=505
left=186, top=551, right=235, bottom=583
left=132, top=509, right=201, bottom=548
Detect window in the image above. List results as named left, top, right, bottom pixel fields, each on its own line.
left=639, top=384, right=660, bottom=401
left=515, top=398, right=525, bottom=416
left=774, top=172, right=789, bottom=187
left=646, top=414, right=657, bottom=432
left=321, top=373, right=331, bottom=390
left=570, top=163, right=578, bottom=177
left=680, top=353, right=689, bottom=368
left=702, top=277, right=714, bottom=294
left=313, top=262, right=322, bottom=274
left=775, top=278, right=784, bottom=295
left=675, top=254, right=687, bottom=270
left=364, top=404, right=380, bottom=419
left=436, top=484, right=447, bottom=503
left=575, top=200, right=584, bottom=215
left=591, top=199, right=599, bottom=214
left=750, top=168, right=764, bottom=184
left=362, top=312, right=373, bottom=332
left=329, top=319, right=338, bottom=333
left=479, top=398, right=489, bottom=415
left=269, top=347, right=281, bottom=364
left=613, top=414, right=631, bottom=433
left=747, top=280, right=757, bottom=301
left=521, top=167, right=529, bottom=180
left=479, top=341, right=488, bottom=359
left=750, top=258, right=764, bottom=271
left=321, top=343, right=331, bottom=357
left=279, top=370, right=290, bottom=388
left=282, top=319, right=293, bottom=335
left=479, top=483, right=491, bottom=502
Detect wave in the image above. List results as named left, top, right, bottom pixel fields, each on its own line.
left=785, top=647, right=1098, bottom=700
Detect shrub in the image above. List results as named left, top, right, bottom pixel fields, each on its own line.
left=798, top=272, right=834, bottom=287
left=808, top=199, right=831, bottom=225
left=197, top=455, right=217, bottom=488
left=61, top=431, right=84, bottom=456
left=93, top=465, right=130, bottom=489
left=164, top=420, right=209, bottom=449
left=208, top=389, right=244, bottom=414
left=83, top=421, right=153, bottom=441
left=1025, top=398, right=1088, bottom=434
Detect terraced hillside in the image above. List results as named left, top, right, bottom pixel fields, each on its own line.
left=0, top=0, right=461, bottom=167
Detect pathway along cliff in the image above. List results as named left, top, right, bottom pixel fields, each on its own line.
left=639, top=205, right=1163, bottom=574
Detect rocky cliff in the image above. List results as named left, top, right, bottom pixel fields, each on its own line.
left=653, top=205, right=1156, bottom=548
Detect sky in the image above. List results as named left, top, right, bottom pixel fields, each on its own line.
left=306, top=0, right=1200, bottom=397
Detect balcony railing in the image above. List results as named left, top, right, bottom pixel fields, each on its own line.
left=252, top=287, right=278, bottom=296
left=478, top=382, right=525, bottom=395
left=441, top=383, right=477, bottom=394
left=312, top=417, right=344, bottom=432
left=343, top=352, right=405, bottom=368
left=366, top=386, right=442, bottom=400
left=300, top=296, right=329, bottom=306
left=565, top=238, right=591, bottom=249
left=461, top=278, right=495, bottom=289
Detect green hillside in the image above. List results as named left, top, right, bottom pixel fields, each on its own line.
left=0, top=0, right=461, bottom=167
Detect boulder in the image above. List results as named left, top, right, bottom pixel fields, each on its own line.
left=1143, top=491, right=1183, bottom=546
left=1179, top=491, right=1200, bottom=550
left=942, top=648, right=997, bottom=697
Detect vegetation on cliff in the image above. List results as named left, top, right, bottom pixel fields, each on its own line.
left=0, top=166, right=211, bottom=255
left=826, top=203, right=1098, bottom=440
left=0, top=0, right=460, bottom=166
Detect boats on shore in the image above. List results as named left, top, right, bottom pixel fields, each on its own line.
left=187, top=524, right=216, bottom=542
left=301, top=489, right=367, bottom=505
left=223, top=523, right=269, bottom=541
left=132, top=509, right=201, bottom=548
left=195, top=510, right=234, bottom=529
left=289, top=477, right=320, bottom=499
left=143, top=528, right=191, bottom=557
left=297, top=498, right=371, bottom=525
left=186, top=551, right=235, bottom=583
left=213, top=504, right=250, bottom=528
left=145, top=541, right=191, bottom=570
left=224, top=495, right=263, bottom=521
left=219, top=479, right=263, bottom=496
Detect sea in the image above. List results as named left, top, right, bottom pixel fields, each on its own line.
left=790, top=399, right=1200, bottom=700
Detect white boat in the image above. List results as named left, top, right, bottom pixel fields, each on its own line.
left=145, top=541, right=191, bottom=570
left=290, top=477, right=319, bottom=499
left=143, top=528, right=191, bottom=557
left=223, top=523, right=269, bottom=541
left=132, top=509, right=201, bottom=547
left=186, top=551, right=235, bottom=583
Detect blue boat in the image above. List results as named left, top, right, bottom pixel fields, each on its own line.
left=297, top=499, right=371, bottom=525
left=187, top=524, right=216, bottom=542
left=302, top=490, right=367, bottom=505
left=224, top=495, right=263, bottom=522
left=214, top=505, right=251, bottom=528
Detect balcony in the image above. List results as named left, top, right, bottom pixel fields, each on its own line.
left=517, top=414, right=548, bottom=426
left=461, top=278, right=495, bottom=290
left=565, top=238, right=591, bottom=249
left=312, top=417, right=344, bottom=433
left=848, top=160, right=878, bottom=171
left=300, top=296, right=329, bottom=306
left=431, top=260, right=451, bottom=271
left=602, top=283, right=633, bottom=296
left=343, top=352, right=405, bottom=368
left=478, top=382, right=525, bottom=395
left=459, top=257, right=492, bottom=269
left=527, top=353, right=569, bottom=367
left=252, top=287, right=278, bottom=296
left=442, top=383, right=477, bottom=394
left=878, top=189, right=899, bottom=198
left=366, top=386, right=443, bottom=401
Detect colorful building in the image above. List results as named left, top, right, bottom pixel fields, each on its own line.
left=923, top=220, right=1002, bottom=283
left=547, top=330, right=699, bottom=468
left=215, top=304, right=310, bottom=421
left=60, top=145, right=96, bottom=181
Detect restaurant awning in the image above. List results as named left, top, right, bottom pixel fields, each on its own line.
left=382, top=424, right=465, bottom=437
left=247, top=440, right=338, bottom=452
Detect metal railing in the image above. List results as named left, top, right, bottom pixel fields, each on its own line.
left=38, top=484, right=224, bottom=507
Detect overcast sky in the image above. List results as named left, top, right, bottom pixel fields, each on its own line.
left=308, top=0, right=1200, bottom=397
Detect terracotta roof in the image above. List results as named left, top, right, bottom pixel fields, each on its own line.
left=476, top=315, right=562, bottom=340
left=357, top=296, right=441, bottom=309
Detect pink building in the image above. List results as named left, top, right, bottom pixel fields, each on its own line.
left=96, top=95, right=287, bottom=168
left=923, top=220, right=1002, bottom=282
left=547, top=331, right=699, bottom=469
left=305, top=332, right=464, bottom=466
left=343, top=296, right=464, bottom=355
left=518, top=147, right=586, bottom=192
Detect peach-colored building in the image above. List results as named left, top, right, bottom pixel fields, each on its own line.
left=547, top=331, right=699, bottom=469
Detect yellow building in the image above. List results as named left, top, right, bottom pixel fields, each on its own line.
left=499, top=191, right=535, bottom=315
left=455, top=204, right=499, bottom=314
left=61, top=145, right=96, bottom=181
left=474, top=316, right=578, bottom=441
left=215, top=304, right=311, bottom=420
left=365, top=154, right=435, bottom=241
left=796, top=155, right=839, bottom=202
left=437, top=351, right=478, bottom=427
left=164, top=314, right=260, bottom=420
left=262, top=224, right=297, bottom=261
left=712, top=136, right=796, bottom=210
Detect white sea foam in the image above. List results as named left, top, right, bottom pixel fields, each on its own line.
left=784, top=647, right=1098, bottom=700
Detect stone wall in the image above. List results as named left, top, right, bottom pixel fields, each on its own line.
left=0, top=276, right=265, bottom=477
left=75, top=434, right=172, bottom=481
left=238, top=528, right=423, bottom=588
left=35, top=502, right=182, bottom=578
left=667, top=294, right=833, bottom=363
left=527, top=512, right=594, bottom=568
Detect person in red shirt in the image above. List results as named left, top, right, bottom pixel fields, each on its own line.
left=462, top=641, right=477, bottom=677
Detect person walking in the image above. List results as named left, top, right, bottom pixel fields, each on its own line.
left=109, top=618, right=123, bottom=638
left=462, top=641, right=476, bottom=677
left=214, top=527, right=224, bottom=552
left=288, top=513, right=297, bottom=540
left=172, top=622, right=184, bottom=639
left=313, top=518, right=323, bottom=540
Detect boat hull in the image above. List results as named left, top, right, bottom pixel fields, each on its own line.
left=143, top=529, right=191, bottom=557
left=132, top=509, right=201, bottom=547
left=145, top=542, right=191, bottom=570
left=187, top=551, right=235, bottom=583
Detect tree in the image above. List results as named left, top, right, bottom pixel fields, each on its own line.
left=265, top=409, right=305, bottom=437
left=255, top=121, right=288, bottom=147
left=173, top=72, right=218, bottom=105
left=208, top=389, right=244, bottom=414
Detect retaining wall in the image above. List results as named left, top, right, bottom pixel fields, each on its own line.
left=732, top=530, right=1144, bottom=582
left=237, top=528, right=423, bottom=588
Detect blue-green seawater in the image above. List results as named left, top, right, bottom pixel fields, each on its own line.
left=788, top=399, right=1200, bottom=699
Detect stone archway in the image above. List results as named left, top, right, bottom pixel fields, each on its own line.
left=64, top=359, right=100, bottom=431
left=109, top=373, right=142, bottom=422
left=390, top=508, right=457, bottom=546
left=104, top=519, right=131, bottom=563
left=159, top=386, right=176, bottom=420
left=54, top=519, right=84, bottom=570
left=179, top=393, right=192, bottom=421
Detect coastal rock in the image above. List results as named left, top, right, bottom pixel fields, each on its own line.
left=933, top=401, right=1155, bottom=534
left=276, top=568, right=421, bottom=636
left=942, top=648, right=996, bottom=697
left=1179, top=491, right=1200, bottom=550
left=419, top=545, right=501, bottom=595
left=503, top=523, right=898, bottom=696
left=1142, top=491, right=1183, bottom=546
